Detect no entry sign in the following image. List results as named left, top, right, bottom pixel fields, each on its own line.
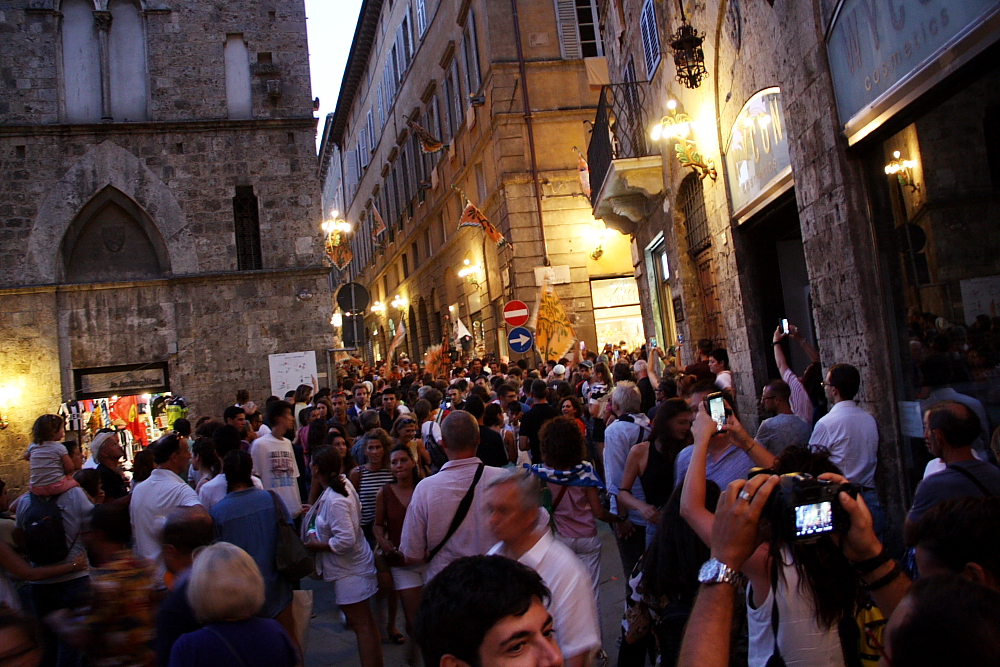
left=502, top=300, right=530, bottom=327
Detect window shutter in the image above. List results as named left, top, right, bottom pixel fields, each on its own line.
left=359, top=129, right=369, bottom=167
left=640, top=0, right=661, bottom=79
left=378, top=83, right=386, bottom=128
left=416, top=0, right=427, bottom=36
left=554, top=0, right=582, bottom=60
left=345, top=149, right=359, bottom=203
left=367, top=110, right=376, bottom=152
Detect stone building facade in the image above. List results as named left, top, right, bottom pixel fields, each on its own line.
left=321, top=0, right=640, bottom=367
left=589, top=0, right=1000, bottom=540
left=0, top=0, right=329, bottom=488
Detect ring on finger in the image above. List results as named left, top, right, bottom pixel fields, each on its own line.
left=738, top=490, right=753, bottom=501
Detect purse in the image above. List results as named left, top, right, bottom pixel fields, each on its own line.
left=268, top=490, right=315, bottom=582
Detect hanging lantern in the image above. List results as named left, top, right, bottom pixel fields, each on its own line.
left=669, top=1, right=708, bottom=90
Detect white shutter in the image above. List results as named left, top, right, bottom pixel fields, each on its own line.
left=554, top=0, right=582, bottom=60
left=640, top=0, right=661, bottom=79
left=345, top=149, right=359, bottom=203
left=359, top=129, right=369, bottom=167
left=367, top=110, right=376, bottom=152
left=416, top=0, right=427, bottom=36
left=377, top=83, right=386, bottom=128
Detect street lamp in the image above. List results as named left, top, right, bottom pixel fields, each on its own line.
left=650, top=99, right=717, bottom=181
left=457, top=259, right=484, bottom=287
left=322, top=212, right=354, bottom=269
left=391, top=294, right=408, bottom=310
left=371, top=301, right=386, bottom=314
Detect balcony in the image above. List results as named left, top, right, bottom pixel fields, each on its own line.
left=587, top=83, right=664, bottom=236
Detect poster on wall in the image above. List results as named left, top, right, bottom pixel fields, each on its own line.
left=959, top=275, right=1000, bottom=325
left=268, top=351, right=318, bottom=399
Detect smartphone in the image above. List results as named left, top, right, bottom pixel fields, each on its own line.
left=794, top=501, right=836, bottom=538
left=781, top=319, right=790, bottom=335
left=707, top=392, right=727, bottom=432
left=650, top=337, right=657, bottom=349
left=579, top=341, right=586, bottom=350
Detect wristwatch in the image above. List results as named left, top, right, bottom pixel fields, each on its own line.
left=698, top=558, right=747, bottom=587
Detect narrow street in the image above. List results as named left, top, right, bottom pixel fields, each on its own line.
left=305, top=524, right=626, bottom=666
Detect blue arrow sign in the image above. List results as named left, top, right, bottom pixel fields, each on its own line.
left=507, top=327, right=534, bottom=354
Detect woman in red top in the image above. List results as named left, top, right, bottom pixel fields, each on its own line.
left=373, top=445, right=424, bottom=662
left=560, top=395, right=587, bottom=437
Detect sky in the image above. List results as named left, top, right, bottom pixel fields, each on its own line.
left=305, top=0, right=366, bottom=152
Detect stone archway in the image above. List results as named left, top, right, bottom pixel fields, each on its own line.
left=62, top=185, right=170, bottom=283
left=26, top=140, right=195, bottom=285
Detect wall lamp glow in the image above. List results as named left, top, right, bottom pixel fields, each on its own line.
left=884, top=151, right=919, bottom=193
left=651, top=100, right=717, bottom=181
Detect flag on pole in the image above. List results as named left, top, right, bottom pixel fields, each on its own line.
left=534, top=281, right=576, bottom=362
left=387, top=318, right=406, bottom=360
left=325, top=231, right=353, bottom=270
left=454, top=317, right=472, bottom=345
left=458, top=199, right=509, bottom=250
left=371, top=205, right=387, bottom=242
left=407, top=118, right=445, bottom=153
left=574, top=147, right=592, bottom=198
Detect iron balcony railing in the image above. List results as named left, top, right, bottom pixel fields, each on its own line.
left=587, top=82, right=655, bottom=208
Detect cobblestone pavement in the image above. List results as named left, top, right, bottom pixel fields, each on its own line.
left=304, top=523, right=627, bottom=666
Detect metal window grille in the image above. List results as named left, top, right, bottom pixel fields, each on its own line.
left=679, top=174, right=710, bottom=255
left=233, top=186, right=262, bottom=270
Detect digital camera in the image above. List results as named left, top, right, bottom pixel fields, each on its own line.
left=749, top=470, right=860, bottom=542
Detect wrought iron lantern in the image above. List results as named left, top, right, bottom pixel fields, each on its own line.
left=669, top=3, right=708, bottom=89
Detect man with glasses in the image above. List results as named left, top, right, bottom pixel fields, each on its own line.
left=754, top=379, right=813, bottom=456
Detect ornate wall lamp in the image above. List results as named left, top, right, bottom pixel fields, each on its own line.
left=390, top=294, right=408, bottom=310
left=650, top=100, right=717, bottom=180
left=457, top=259, right=484, bottom=288
left=370, top=301, right=386, bottom=315
left=322, top=210, right=354, bottom=269
left=884, top=151, right=919, bottom=193
left=669, top=1, right=708, bottom=89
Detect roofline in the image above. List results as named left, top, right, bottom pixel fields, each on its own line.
left=328, top=0, right=385, bottom=148
left=318, top=112, right=336, bottom=180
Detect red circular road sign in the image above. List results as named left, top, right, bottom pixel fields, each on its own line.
left=502, top=300, right=530, bottom=327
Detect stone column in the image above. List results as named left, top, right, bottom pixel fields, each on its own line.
left=93, top=10, right=113, bottom=122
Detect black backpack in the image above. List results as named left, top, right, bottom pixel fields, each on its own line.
left=423, top=422, right=449, bottom=473
left=22, top=493, right=71, bottom=565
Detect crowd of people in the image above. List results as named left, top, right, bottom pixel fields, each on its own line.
left=1, top=323, right=999, bottom=667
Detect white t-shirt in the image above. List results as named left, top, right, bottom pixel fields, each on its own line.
left=488, top=529, right=601, bottom=660
left=197, top=472, right=264, bottom=511
left=250, top=433, right=301, bottom=518
left=809, top=400, right=879, bottom=488
left=130, top=468, right=201, bottom=586
left=27, top=441, right=67, bottom=488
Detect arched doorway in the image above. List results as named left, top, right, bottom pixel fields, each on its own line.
left=61, top=185, right=169, bottom=283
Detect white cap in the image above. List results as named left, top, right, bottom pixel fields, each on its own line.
left=553, top=364, right=566, bottom=376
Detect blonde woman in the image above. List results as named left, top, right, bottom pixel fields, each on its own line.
left=168, top=542, right=297, bottom=667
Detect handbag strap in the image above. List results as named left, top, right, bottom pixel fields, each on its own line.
left=267, top=489, right=289, bottom=527
left=428, top=463, right=485, bottom=560
left=206, top=626, right=249, bottom=667
left=948, top=463, right=995, bottom=497
left=765, top=555, right=786, bottom=666
left=552, top=484, right=570, bottom=511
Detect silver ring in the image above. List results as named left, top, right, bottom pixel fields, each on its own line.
left=738, top=490, right=752, bottom=501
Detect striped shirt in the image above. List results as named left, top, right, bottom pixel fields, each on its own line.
left=357, top=466, right=395, bottom=526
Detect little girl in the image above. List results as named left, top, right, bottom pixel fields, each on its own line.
left=23, top=414, right=78, bottom=496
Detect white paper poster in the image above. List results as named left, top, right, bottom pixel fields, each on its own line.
left=269, top=351, right=318, bottom=399
left=960, top=275, right=1000, bottom=325
left=898, top=401, right=924, bottom=439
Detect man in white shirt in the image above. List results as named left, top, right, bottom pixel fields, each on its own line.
left=197, top=434, right=263, bottom=511
left=130, top=434, right=202, bottom=587
left=400, top=410, right=505, bottom=582
left=809, top=363, right=883, bottom=536
left=250, top=400, right=302, bottom=519
left=486, top=470, right=601, bottom=667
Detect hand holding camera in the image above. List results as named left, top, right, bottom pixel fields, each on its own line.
left=817, top=472, right=882, bottom=561
left=711, top=474, right=780, bottom=571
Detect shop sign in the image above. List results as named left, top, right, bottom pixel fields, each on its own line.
left=590, top=277, right=641, bottom=308
left=827, top=0, right=1000, bottom=139
left=724, top=88, right=790, bottom=220
left=74, top=363, right=169, bottom=399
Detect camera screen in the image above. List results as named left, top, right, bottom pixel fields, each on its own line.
left=794, top=501, right=835, bottom=537
left=709, top=397, right=726, bottom=431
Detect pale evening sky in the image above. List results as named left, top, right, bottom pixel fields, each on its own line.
left=305, top=0, right=365, bottom=152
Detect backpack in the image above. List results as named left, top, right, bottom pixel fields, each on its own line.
left=423, top=422, right=448, bottom=473
left=22, top=493, right=71, bottom=565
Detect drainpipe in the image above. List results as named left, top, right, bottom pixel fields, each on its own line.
left=510, top=0, right=549, bottom=267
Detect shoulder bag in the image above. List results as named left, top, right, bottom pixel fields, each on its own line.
left=428, top=463, right=485, bottom=560
left=268, top=490, right=315, bottom=582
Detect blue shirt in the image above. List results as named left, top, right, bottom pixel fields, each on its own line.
left=210, top=489, right=293, bottom=619
left=168, top=617, right=296, bottom=667
left=674, top=444, right=755, bottom=489
left=756, top=413, right=813, bottom=456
